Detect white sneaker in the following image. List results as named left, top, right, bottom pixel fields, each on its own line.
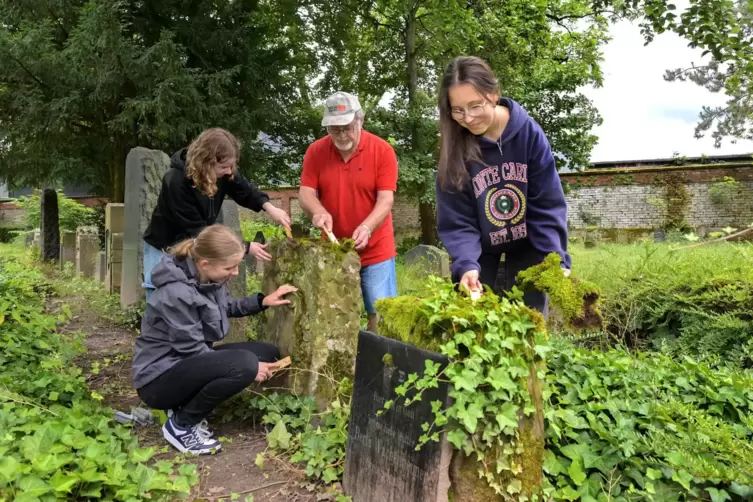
left=162, top=416, right=221, bottom=455
left=168, top=410, right=214, bottom=438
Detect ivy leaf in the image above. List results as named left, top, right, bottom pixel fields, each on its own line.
left=568, top=459, right=587, bottom=485
left=0, top=456, right=20, bottom=483
left=50, top=470, right=79, bottom=493
left=671, top=469, right=693, bottom=490
left=267, top=421, right=291, bottom=450
left=486, top=367, right=517, bottom=391
left=707, top=488, right=731, bottom=502
left=447, top=429, right=466, bottom=449
left=130, top=447, right=155, bottom=463
left=543, top=450, right=565, bottom=475
left=495, top=403, right=519, bottom=432
left=18, top=474, right=52, bottom=498
left=322, top=467, right=339, bottom=483
left=556, top=485, right=581, bottom=500
left=454, top=368, right=481, bottom=392
left=646, top=468, right=663, bottom=480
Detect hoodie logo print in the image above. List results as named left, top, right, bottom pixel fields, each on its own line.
left=484, top=185, right=526, bottom=227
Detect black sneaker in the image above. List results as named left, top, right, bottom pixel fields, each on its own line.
left=162, top=416, right=222, bottom=455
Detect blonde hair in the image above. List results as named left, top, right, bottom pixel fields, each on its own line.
left=168, top=224, right=245, bottom=263
left=185, top=128, right=241, bottom=197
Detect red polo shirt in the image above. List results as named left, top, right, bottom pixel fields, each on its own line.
left=301, top=130, right=398, bottom=267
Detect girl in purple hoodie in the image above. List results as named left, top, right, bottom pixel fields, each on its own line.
left=436, top=56, right=571, bottom=317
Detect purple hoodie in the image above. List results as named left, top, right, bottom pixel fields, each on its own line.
left=436, top=98, right=571, bottom=281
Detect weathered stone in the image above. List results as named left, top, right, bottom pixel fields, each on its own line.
left=40, top=189, right=60, bottom=262
left=107, top=232, right=123, bottom=293
left=59, top=231, right=76, bottom=270
left=260, top=239, right=362, bottom=408
left=404, top=245, right=450, bottom=278
left=121, top=147, right=170, bottom=308
left=31, top=229, right=41, bottom=254
left=215, top=201, right=248, bottom=343
left=95, top=251, right=106, bottom=282
left=24, top=230, right=34, bottom=248
left=654, top=228, right=666, bottom=242
left=76, top=226, right=100, bottom=278
left=343, top=331, right=452, bottom=502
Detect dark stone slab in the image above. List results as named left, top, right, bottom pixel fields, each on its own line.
left=344, top=331, right=452, bottom=502
left=40, top=189, right=60, bottom=262
left=654, top=228, right=666, bottom=242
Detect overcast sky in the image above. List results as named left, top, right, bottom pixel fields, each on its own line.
left=583, top=19, right=753, bottom=163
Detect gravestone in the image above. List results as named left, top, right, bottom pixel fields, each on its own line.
left=59, top=231, right=76, bottom=270
left=95, top=251, right=106, bottom=282
left=40, top=189, right=60, bottom=262
left=261, top=239, right=362, bottom=407
left=404, top=245, right=450, bottom=278
left=215, top=200, right=248, bottom=343
left=105, top=204, right=125, bottom=293
left=344, top=331, right=452, bottom=502
left=76, top=226, right=99, bottom=278
left=121, top=148, right=170, bottom=308
left=654, top=229, right=666, bottom=242
left=24, top=230, right=34, bottom=248
left=31, top=229, right=41, bottom=254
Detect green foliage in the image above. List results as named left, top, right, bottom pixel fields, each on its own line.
left=545, top=340, right=753, bottom=501
left=377, top=278, right=548, bottom=498
left=240, top=219, right=287, bottom=244
left=516, top=253, right=604, bottom=333
left=14, top=191, right=96, bottom=232
left=0, top=225, right=23, bottom=243
left=708, top=176, right=744, bottom=206
left=0, top=257, right=197, bottom=500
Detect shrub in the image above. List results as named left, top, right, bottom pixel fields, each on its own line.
left=15, top=191, right=96, bottom=232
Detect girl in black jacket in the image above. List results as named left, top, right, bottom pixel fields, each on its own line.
left=143, top=128, right=291, bottom=298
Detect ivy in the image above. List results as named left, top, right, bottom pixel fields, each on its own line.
left=0, top=257, right=197, bottom=501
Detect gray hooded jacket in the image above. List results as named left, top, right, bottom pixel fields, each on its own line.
left=132, top=254, right=265, bottom=389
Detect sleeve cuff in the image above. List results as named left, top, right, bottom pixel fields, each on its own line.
left=257, top=293, right=268, bottom=311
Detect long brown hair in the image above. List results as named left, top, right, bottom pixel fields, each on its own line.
left=168, top=224, right=244, bottom=263
left=437, top=56, right=500, bottom=192
left=185, top=128, right=241, bottom=197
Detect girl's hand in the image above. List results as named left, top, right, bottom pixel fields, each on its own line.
left=248, top=242, right=272, bottom=262
left=459, top=270, right=482, bottom=295
left=262, top=284, right=298, bottom=307
left=267, top=206, right=292, bottom=230
left=255, top=362, right=273, bottom=382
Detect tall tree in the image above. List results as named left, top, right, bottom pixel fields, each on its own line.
left=0, top=0, right=310, bottom=200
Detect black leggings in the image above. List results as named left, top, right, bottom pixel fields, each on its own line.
left=477, top=246, right=549, bottom=319
left=137, top=342, right=280, bottom=426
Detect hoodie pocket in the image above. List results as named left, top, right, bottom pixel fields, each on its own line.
left=201, top=304, right=224, bottom=342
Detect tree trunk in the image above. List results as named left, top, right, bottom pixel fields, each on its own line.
left=110, top=140, right=127, bottom=203
left=419, top=201, right=438, bottom=246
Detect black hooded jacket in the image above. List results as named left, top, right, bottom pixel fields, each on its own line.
left=143, top=148, right=270, bottom=250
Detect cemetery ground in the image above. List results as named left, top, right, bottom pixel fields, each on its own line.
left=3, top=232, right=753, bottom=501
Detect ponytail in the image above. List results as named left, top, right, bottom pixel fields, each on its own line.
left=167, top=225, right=244, bottom=262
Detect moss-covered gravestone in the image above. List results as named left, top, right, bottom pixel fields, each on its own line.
left=260, top=238, right=362, bottom=407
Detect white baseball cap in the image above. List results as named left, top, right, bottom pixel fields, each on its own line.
left=322, top=92, right=362, bottom=127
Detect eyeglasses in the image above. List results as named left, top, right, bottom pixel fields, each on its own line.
left=450, top=102, right=488, bottom=119
left=326, top=124, right=357, bottom=135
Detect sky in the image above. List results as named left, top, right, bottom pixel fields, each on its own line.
left=583, top=19, right=753, bottom=163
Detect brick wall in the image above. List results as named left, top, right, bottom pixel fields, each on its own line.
left=561, top=162, right=753, bottom=232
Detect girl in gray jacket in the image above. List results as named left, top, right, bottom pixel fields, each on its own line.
left=132, top=224, right=296, bottom=455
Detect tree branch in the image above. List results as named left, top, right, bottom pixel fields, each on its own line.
left=545, top=9, right=615, bottom=23
left=9, top=55, right=52, bottom=92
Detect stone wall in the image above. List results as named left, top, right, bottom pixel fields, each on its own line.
left=561, top=162, right=753, bottom=233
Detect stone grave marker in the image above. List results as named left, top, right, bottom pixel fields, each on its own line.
left=76, top=226, right=99, bottom=278
left=121, top=148, right=169, bottom=308
left=344, top=330, right=452, bottom=502
left=95, top=251, right=107, bottom=282
left=40, top=188, right=60, bottom=262
left=105, top=204, right=125, bottom=293
left=215, top=200, right=248, bottom=343
left=59, top=231, right=76, bottom=270
left=654, top=229, right=666, bottom=242
left=261, top=239, right=362, bottom=407
left=24, top=230, right=34, bottom=248
left=32, top=229, right=41, bottom=254
left=404, top=245, right=450, bottom=278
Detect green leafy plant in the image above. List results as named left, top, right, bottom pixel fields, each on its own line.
left=15, top=191, right=96, bottom=232
left=0, top=257, right=197, bottom=500
left=709, top=176, right=744, bottom=206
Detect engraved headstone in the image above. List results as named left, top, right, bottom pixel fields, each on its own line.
left=344, top=331, right=452, bottom=502
left=59, top=230, right=76, bottom=270
left=40, top=189, right=60, bottom=262
left=76, top=226, right=100, bottom=278
left=404, top=245, right=450, bottom=278
left=215, top=200, right=248, bottom=343
left=95, top=251, right=106, bottom=282
left=31, top=229, right=41, bottom=253
left=105, top=204, right=125, bottom=293
left=121, top=148, right=170, bottom=308
left=654, top=229, right=666, bottom=242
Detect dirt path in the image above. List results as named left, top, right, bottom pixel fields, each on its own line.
left=56, top=295, right=317, bottom=502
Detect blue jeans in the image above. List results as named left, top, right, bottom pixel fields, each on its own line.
left=143, top=241, right=166, bottom=301
left=360, top=257, right=398, bottom=314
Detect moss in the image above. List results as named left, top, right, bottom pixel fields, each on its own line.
left=374, top=295, right=436, bottom=350
left=516, top=253, right=604, bottom=333
left=381, top=353, right=393, bottom=366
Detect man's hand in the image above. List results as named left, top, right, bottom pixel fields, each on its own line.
left=248, top=242, right=272, bottom=262
left=312, top=212, right=333, bottom=233
left=255, top=362, right=274, bottom=382
left=262, top=284, right=298, bottom=307
left=459, top=270, right=482, bottom=295
left=352, top=224, right=371, bottom=251
left=266, top=205, right=291, bottom=230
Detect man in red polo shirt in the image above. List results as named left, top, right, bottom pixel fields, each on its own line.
left=299, top=91, right=398, bottom=332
